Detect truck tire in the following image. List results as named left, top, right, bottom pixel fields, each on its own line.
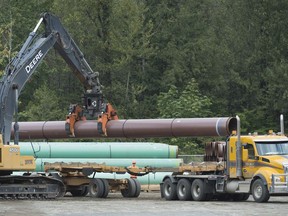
left=121, top=178, right=136, bottom=198
left=101, top=179, right=109, bottom=198
left=162, top=178, right=178, bottom=200
left=89, top=179, right=104, bottom=198
left=132, top=179, right=141, bottom=198
left=251, top=179, right=270, bottom=203
left=191, top=179, right=207, bottom=201
left=177, top=179, right=192, bottom=201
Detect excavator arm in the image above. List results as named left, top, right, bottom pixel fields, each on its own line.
left=0, top=19, right=58, bottom=144
left=42, top=13, right=102, bottom=95
left=0, top=12, right=117, bottom=144
left=41, top=13, right=118, bottom=137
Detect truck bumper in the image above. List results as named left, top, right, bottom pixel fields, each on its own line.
left=270, top=173, right=288, bottom=194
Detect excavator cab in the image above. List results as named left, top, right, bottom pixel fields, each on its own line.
left=0, top=134, right=35, bottom=173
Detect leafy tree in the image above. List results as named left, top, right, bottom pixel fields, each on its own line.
left=104, top=0, right=155, bottom=118
left=19, top=84, right=65, bottom=121
left=157, top=79, right=211, bottom=118
left=0, top=1, right=15, bottom=74
left=2, top=0, right=288, bottom=153
left=156, top=79, right=212, bottom=154
left=219, top=0, right=288, bottom=132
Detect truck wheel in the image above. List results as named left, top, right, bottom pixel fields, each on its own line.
left=162, top=178, right=178, bottom=200
left=191, top=179, right=206, bottom=201
left=177, top=179, right=192, bottom=201
left=251, top=179, right=270, bottom=203
left=101, top=179, right=110, bottom=198
left=89, top=179, right=104, bottom=198
left=132, top=179, right=141, bottom=198
left=121, top=178, right=136, bottom=198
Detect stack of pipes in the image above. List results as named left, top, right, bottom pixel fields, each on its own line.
left=12, top=117, right=237, bottom=186
left=17, top=142, right=181, bottom=186
left=204, top=141, right=226, bottom=162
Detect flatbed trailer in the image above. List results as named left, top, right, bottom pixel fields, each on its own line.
left=44, top=162, right=150, bottom=198
left=43, top=161, right=224, bottom=198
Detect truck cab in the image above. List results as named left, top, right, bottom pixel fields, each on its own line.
left=228, top=132, right=288, bottom=202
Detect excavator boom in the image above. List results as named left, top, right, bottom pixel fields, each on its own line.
left=0, top=12, right=116, bottom=144
left=0, top=12, right=112, bottom=199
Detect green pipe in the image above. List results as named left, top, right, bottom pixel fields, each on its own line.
left=18, top=142, right=178, bottom=158
left=36, top=158, right=183, bottom=172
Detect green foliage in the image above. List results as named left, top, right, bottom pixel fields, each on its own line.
left=19, top=84, right=65, bottom=121
left=157, top=79, right=212, bottom=154
left=0, top=0, right=13, bottom=73
left=1, top=0, right=288, bottom=154
left=157, top=79, right=211, bottom=118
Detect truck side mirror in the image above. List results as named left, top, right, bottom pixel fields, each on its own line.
left=242, top=149, right=248, bottom=162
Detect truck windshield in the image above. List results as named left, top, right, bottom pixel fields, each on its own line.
left=256, top=141, right=288, bottom=156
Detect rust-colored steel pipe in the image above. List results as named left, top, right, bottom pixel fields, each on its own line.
left=11, top=117, right=237, bottom=140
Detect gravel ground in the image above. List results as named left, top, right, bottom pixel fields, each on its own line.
left=0, top=192, right=288, bottom=216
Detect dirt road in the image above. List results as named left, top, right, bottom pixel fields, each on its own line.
left=0, top=192, right=287, bottom=216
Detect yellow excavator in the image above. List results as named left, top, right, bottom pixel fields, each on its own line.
left=0, top=12, right=116, bottom=199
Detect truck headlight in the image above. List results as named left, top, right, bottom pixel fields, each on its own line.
left=271, top=175, right=282, bottom=182
left=274, top=176, right=281, bottom=183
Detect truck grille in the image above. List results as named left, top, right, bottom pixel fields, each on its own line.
left=270, top=164, right=288, bottom=193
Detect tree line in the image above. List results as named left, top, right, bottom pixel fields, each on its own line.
left=1, top=0, right=288, bottom=153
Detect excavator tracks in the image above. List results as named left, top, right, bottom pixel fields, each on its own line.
left=0, top=175, right=65, bottom=200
